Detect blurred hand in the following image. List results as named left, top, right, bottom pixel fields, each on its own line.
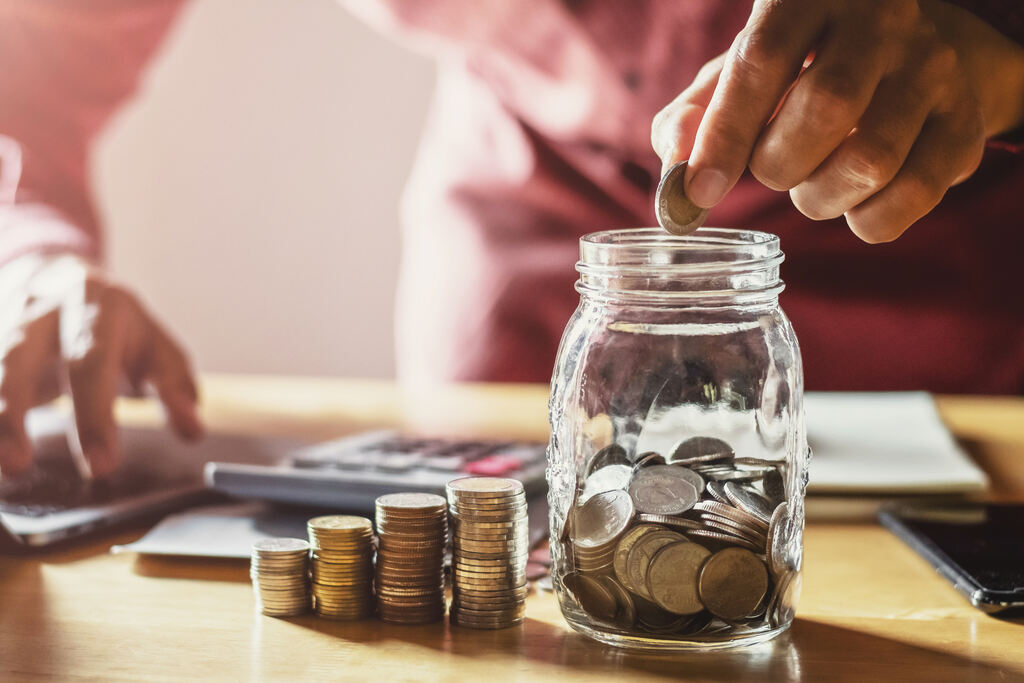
left=0, top=253, right=202, bottom=479
left=652, top=0, right=1024, bottom=243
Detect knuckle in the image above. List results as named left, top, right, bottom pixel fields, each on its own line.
left=730, top=28, right=786, bottom=80
left=897, top=174, right=947, bottom=212
left=836, top=143, right=903, bottom=193
left=801, top=71, right=864, bottom=128
left=923, top=42, right=958, bottom=77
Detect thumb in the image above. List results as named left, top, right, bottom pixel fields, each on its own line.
left=651, top=54, right=726, bottom=174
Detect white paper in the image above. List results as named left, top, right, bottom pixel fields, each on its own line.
left=111, top=502, right=310, bottom=558
left=806, top=392, right=987, bottom=494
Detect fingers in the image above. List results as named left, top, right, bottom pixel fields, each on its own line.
left=750, top=20, right=892, bottom=191
left=686, top=0, right=826, bottom=207
left=789, top=70, right=936, bottom=220
left=845, top=109, right=984, bottom=243
left=651, top=54, right=726, bottom=173
left=0, top=312, right=58, bottom=476
left=61, top=283, right=125, bottom=478
left=142, top=322, right=203, bottom=442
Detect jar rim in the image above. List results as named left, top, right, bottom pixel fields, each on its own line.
left=580, top=227, right=780, bottom=259
left=576, top=228, right=784, bottom=306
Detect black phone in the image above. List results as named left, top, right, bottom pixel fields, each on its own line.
left=878, top=502, right=1024, bottom=615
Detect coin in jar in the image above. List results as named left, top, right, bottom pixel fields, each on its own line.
left=625, top=530, right=685, bottom=601
left=573, top=489, right=635, bottom=549
left=766, top=501, right=792, bottom=577
left=631, top=451, right=666, bottom=470
left=668, top=436, right=734, bottom=466
left=600, top=576, right=637, bottom=629
left=698, top=547, right=769, bottom=621
left=612, top=524, right=663, bottom=592
left=567, top=573, right=619, bottom=623
left=586, top=443, right=630, bottom=476
left=581, top=464, right=633, bottom=503
left=628, top=466, right=700, bottom=515
left=722, top=481, right=773, bottom=523
left=646, top=540, right=711, bottom=615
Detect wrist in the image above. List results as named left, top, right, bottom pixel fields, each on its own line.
left=923, top=0, right=1024, bottom=137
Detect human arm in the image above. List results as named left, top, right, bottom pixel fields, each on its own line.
left=650, top=0, right=1024, bottom=243
left=0, top=0, right=199, bottom=477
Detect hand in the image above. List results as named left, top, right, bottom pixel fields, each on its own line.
left=651, top=0, right=1024, bottom=243
left=0, top=254, right=202, bottom=478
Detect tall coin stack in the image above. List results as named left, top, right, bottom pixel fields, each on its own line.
left=307, top=515, right=375, bottom=620
left=447, top=477, right=529, bottom=629
left=374, top=493, right=449, bottom=624
left=250, top=538, right=311, bottom=617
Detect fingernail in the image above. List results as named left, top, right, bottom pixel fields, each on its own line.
left=687, top=167, right=730, bottom=208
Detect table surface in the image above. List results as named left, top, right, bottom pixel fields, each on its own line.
left=2, top=375, right=1023, bottom=682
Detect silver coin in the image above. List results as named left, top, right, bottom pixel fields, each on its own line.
left=586, top=443, right=630, bottom=476
left=636, top=513, right=702, bottom=531
left=668, top=436, right=734, bottom=465
left=573, top=489, right=635, bottom=549
left=661, top=464, right=705, bottom=494
left=627, top=466, right=700, bottom=515
left=631, top=452, right=667, bottom=472
left=581, top=464, right=633, bottom=503
left=766, top=501, right=791, bottom=578
left=723, top=481, right=774, bottom=524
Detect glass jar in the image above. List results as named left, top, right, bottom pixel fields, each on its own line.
left=546, top=228, right=808, bottom=651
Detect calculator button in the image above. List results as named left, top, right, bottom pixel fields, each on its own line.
left=424, top=455, right=465, bottom=472
left=375, top=453, right=423, bottom=473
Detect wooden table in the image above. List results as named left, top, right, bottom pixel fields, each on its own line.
left=2, top=375, right=1023, bottom=682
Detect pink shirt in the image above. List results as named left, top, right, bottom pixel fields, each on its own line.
left=2, top=1, right=1023, bottom=393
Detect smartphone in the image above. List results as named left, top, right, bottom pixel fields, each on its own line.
left=878, top=502, right=1024, bottom=615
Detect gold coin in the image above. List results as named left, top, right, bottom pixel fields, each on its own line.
left=697, top=547, right=769, bottom=621
left=625, top=530, right=684, bottom=600
left=655, top=161, right=710, bottom=235
left=565, top=573, right=618, bottom=622
left=599, top=576, right=636, bottom=629
left=646, top=540, right=711, bottom=615
left=612, top=524, right=663, bottom=593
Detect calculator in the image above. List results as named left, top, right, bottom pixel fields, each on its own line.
left=204, top=430, right=550, bottom=514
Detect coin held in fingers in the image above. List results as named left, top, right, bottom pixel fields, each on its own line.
left=655, top=161, right=710, bottom=235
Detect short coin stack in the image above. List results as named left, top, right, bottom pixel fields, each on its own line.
left=374, top=493, right=448, bottom=624
left=307, top=515, right=375, bottom=620
left=250, top=538, right=311, bottom=617
left=447, top=477, right=530, bottom=629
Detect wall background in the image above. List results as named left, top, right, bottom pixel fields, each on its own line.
left=93, top=0, right=436, bottom=378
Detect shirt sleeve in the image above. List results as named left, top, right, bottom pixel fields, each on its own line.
left=0, top=0, right=187, bottom=266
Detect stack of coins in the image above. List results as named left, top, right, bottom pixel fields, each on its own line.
left=560, top=436, right=799, bottom=636
left=307, top=515, right=375, bottom=620
left=374, top=493, right=448, bottom=624
left=447, top=477, right=529, bottom=629
left=250, top=538, right=311, bottom=617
